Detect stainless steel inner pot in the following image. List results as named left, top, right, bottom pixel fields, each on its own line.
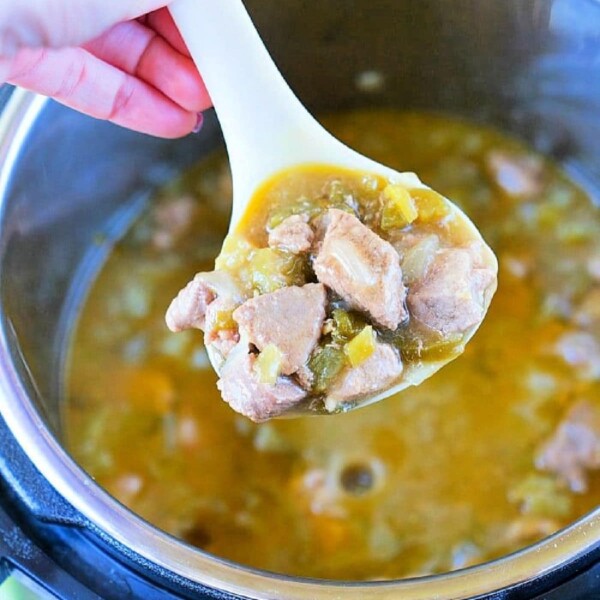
left=1, top=1, right=600, bottom=598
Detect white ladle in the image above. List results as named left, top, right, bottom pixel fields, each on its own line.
left=168, top=0, right=497, bottom=414
left=169, top=0, right=425, bottom=229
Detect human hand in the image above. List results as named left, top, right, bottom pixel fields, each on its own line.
left=0, top=1, right=211, bottom=138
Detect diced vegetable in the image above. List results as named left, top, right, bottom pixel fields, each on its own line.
left=326, top=180, right=348, bottom=203
left=267, top=197, right=321, bottom=229
left=120, top=285, right=151, bottom=319
left=267, top=209, right=290, bottom=230
left=381, top=184, right=418, bottom=230
left=556, top=221, right=596, bottom=244
left=331, top=309, right=366, bottom=344
left=392, top=327, right=463, bottom=362
left=361, top=175, right=380, bottom=192
left=267, top=184, right=357, bottom=230
left=253, top=423, right=292, bottom=453
left=401, top=235, right=440, bottom=284
left=308, top=345, right=347, bottom=394
left=508, top=474, right=572, bottom=518
left=325, top=180, right=359, bottom=213
left=254, top=344, right=284, bottom=385
left=215, top=234, right=255, bottom=271
left=410, top=188, right=450, bottom=223
left=249, top=248, right=307, bottom=294
left=212, top=310, right=236, bottom=331
left=344, top=325, right=376, bottom=367
left=368, top=518, right=403, bottom=561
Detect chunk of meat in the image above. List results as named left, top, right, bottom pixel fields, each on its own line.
left=313, top=209, right=407, bottom=330
left=152, top=196, right=196, bottom=250
left=233, top=284, right=327, bottom=375
left=165, top=274, right=215, bottom=332
left=325, top=340, right=403, bottom=411
left=587, top=256, right=600, bottom=281
left=210, top=330, right=239, bottom=360
left=108, top=473, right=144, bottom=505
left=500, top=253, right=532, bottom=280
left=268, top=214, right=314, bottom=253
left=485, top=151, right=544, bottom=198
left=535, top=401, right=600, bottom=493
left=574, top=288, right=600, bottom=329
left=166, top=271, right=242, bottom=359
left=217, top=343, right=307, bottom=422
left=294, top=364, right=315, bottom=391
left=408, top=248, right=496, bottom=336
left=555, top=331, right=600, bottom=380
left=290, top=467, right=347, bottom=518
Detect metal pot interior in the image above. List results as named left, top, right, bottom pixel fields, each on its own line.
left=1, top=1, right=600, bottom=598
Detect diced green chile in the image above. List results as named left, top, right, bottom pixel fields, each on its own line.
left=267, top=186, right=357, bottom=230
left=267, top=197, right=323, bottom=229
left=249, top=249, right=309, bottom=294
left=331, top=309, right=367, bottom=344
left=391, top=326, right=464, bottom=362
left=308, top=345, right=347, bottom=394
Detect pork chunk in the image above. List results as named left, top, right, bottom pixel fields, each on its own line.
left=555, top=331, right=600, bottom=380
left=294, top=364, right=315, bottom=391
left=233, top=283, right=327, bottom=375
left=485, top=151, right=544, bottom=198
left=536, top=401, right=600, bottom=493
left=166, top=271, right=242, bottom=359
left=165, top=274, right=216, bottom=332
left=313, top=209, right=407, bottom=330
left=152, top=196, right=195, bottom=250
left=408, top=248, right=496, bottom=336
left=268, top=214, right=314, bottom=253
left=325, top=341, right=403, bottom=411
left=587, top=256, right=600, bottom=281
left=217, top=343, right=307, bottom=422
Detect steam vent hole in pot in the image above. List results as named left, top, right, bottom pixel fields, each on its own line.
left=340, top=463, right=376, bottom=495
left=66, top=111, right=600, bottom=580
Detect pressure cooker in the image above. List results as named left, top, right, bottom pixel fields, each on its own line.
left=1, top=1, right=600, bottom=598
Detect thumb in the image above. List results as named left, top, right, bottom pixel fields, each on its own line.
left=0, top=0, right=172, bottom=56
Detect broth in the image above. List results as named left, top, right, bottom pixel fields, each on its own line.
left=66, top=111, right=600, bottom=579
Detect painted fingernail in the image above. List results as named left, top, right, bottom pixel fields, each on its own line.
left=193, top=112, right=204, bottom=133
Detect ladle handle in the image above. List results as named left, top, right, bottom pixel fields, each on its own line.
left=169, top=0, right=326, bottom=207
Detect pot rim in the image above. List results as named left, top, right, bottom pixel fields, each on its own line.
left=0, top=88, right=599, bottom=600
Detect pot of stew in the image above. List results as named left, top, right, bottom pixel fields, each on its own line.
left=1, top=1, right=600, bottom=598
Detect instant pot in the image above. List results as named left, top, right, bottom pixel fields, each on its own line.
left=1, top=1, right=600, bottom=598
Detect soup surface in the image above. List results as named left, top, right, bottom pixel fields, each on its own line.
left=66, top=111, right=600, bottom=580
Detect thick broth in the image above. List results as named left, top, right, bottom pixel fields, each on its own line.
left=66, top=111, right=600, bottom=580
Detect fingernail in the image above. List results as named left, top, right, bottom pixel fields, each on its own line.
left=193, top=112, right=204, bottom=133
